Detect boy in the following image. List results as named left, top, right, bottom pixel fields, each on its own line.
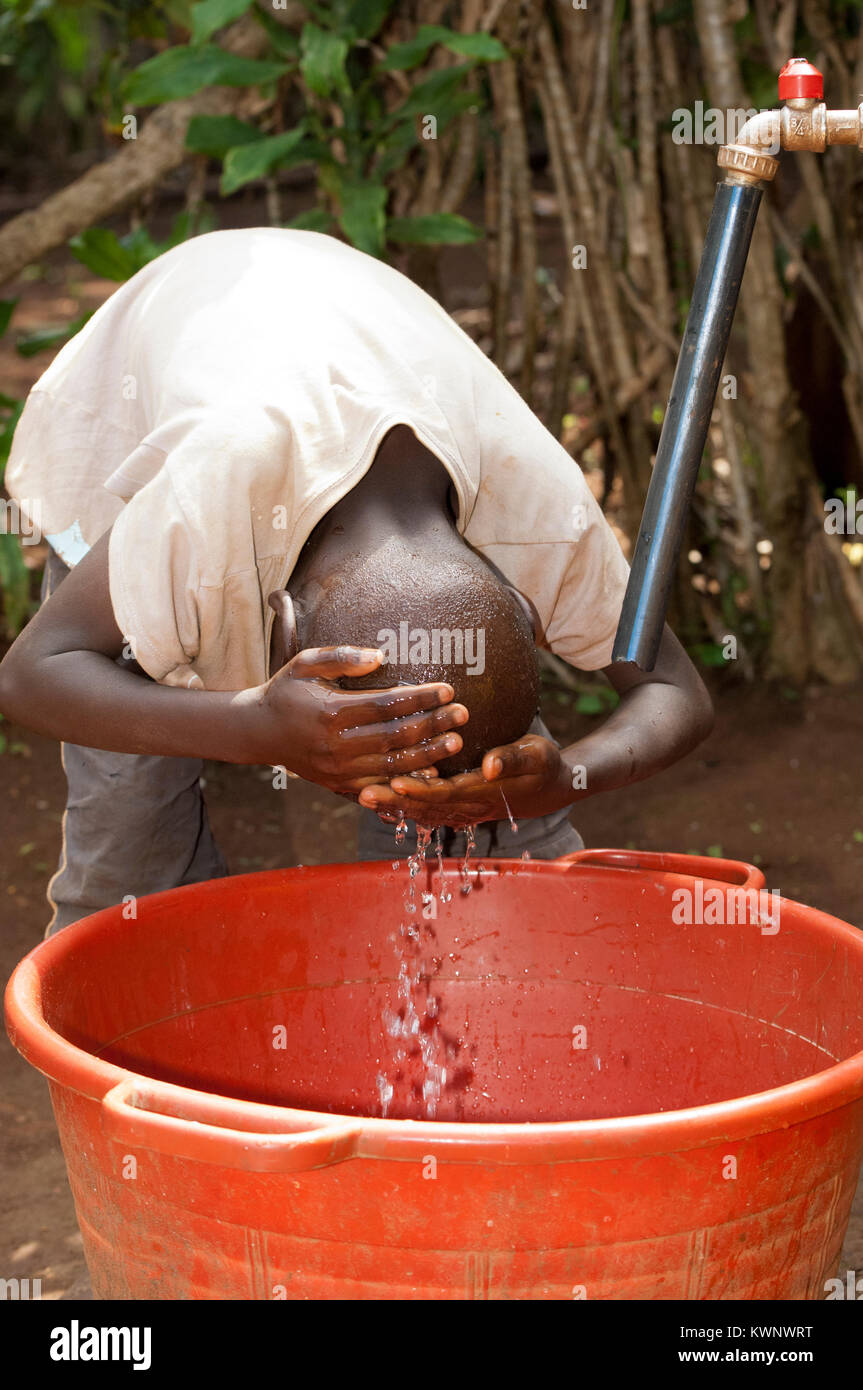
left=0, top=229, right=712, bottom=932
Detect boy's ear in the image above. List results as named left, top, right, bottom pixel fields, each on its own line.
left=267, top=590, right=298, bottom=677
left=504, top=584, right=540, bottom=643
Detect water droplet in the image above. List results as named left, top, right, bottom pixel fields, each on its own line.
left=460, top=824, right=477, bottom=894
left=500, top=790, right=518, bottom=834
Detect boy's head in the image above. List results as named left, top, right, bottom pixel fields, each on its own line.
left=292, top=536, right=539, bottom=774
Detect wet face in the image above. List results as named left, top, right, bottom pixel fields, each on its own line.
left=294, top=537, right=540, bottom=774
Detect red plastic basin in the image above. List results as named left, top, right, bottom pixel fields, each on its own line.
left=6, top=848, right=863, bottom=1300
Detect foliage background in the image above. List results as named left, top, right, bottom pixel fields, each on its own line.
left=3, top=0, right=863, bottom=690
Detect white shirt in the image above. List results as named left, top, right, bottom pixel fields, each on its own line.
left=7, top=228, right=630, bottom=691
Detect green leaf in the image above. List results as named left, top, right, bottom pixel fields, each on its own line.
left=300, top=22, right=350, bottom=97
left=190, top=0, right=253, bottom=45
left=252, top=8, right=301, bottom=58
left=0, top=399, right=23, bottom=471
left=0, top=533, right=30, bottom=638
left=68, top=220, right=199, bottom=278
left=163, top=0, right=198, bottom=24
left=290, top=0, right=335, bottom=26
left=439, top=31, right=507, bottom=62
left=15, top=311, right=93, bottom=358
left=185, top=113, right=262, bottom=156
left=122, top=224, right=162, bottom=266
left=69, top=228, right=140, bottom=281
left=380, top=24, right=448, bottom=70
left=574, top=693, right=604, bottom=715
left=285, top=207, right=334, bottom=232
left=123, top=46, right=288, bottom=106
left=387, top=64, right=473, bottom=125
left=387, top=213, right=481, bottom=245
left=346, top=0, right=394, bottom=39
left=220, top=127, right=318, bottom=195
left=336, top=177, right=387, bottom=256
left=572, top=686, right=619, bottom=715
left=0, top=300, right=17, bottom=338
left=45, top=6, right=92, bottom=74
left=374, top=119, right=418, bottom=178
left=689, top=640, right=728, bottom=668
left=381, top=24, right=507, bottom=71
left=163, top=206, right=217, bottom=246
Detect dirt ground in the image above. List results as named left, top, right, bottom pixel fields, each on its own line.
left=1, top=678, right=862, bottom=1299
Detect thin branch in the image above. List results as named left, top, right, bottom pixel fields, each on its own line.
left=491, top=47, right=538, bottom=401
left=632, top=0, right=672, bottom=331
left=586, top=0, right=615, bottom=172
left=616, top=270, right=679, bottom=355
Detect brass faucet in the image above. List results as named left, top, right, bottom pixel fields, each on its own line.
left=720, top=58, right=863, bottom=186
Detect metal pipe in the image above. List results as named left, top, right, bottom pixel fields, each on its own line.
left=609, top=58, right=855, bottom=671
left=612, top=180, right=762, bottom=669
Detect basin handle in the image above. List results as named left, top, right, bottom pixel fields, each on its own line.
left=102, top=1077, right=363, bottom=1172
left=557, top=847, right=765, bottom=890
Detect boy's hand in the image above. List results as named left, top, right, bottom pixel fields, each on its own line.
left=358, top=734, right=576, bottom=827
left=356, top=626, right=716, bottom=830
left=243, top=646, right=468, bottom=796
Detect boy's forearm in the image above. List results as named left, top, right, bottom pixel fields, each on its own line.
left=0, top=650, right=263, bottom=763
left=560, top=679, right=713, bottom=798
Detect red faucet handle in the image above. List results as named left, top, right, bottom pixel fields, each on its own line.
left=778, top=58, right=823, bottom=101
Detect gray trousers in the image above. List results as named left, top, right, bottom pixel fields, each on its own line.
left=42, top=552, right=228, bottom=935
left=42, top=551, right=581, bottom=934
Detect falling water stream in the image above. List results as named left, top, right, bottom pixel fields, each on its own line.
left=376, top=818, right=484, bottom=1120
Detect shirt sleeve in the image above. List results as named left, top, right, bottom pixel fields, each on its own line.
left=543, top=498, right=632, bottom=672
left=108, top=467, right=204, bottom=688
